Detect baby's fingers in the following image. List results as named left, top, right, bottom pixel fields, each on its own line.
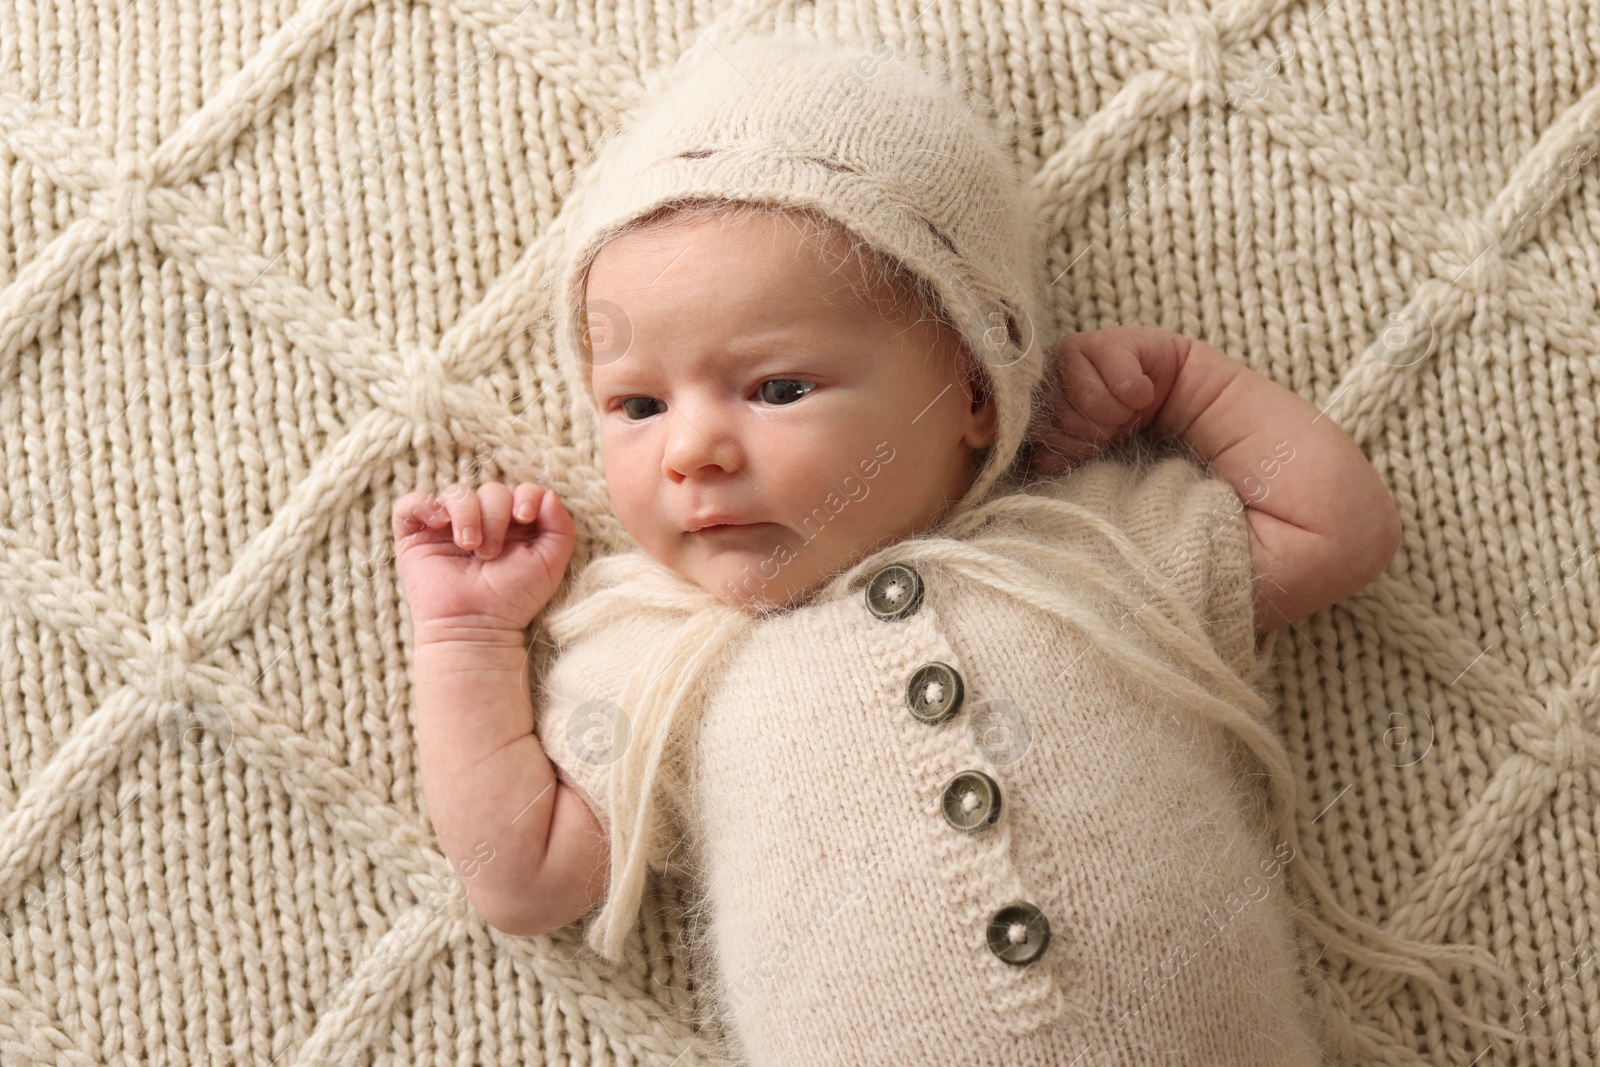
left=1094, top=346, right=1155, bottom=409
left=392, top=491, right=448, bottom=540
left=1062, top=333, right=1153, bottom=413
left=473, top=483, right=514, bottom=558
left=437, top=483, right=483, bottom=549
left=512, top=482, right=544, bottom=524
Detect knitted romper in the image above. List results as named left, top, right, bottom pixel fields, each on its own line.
left=533, top=452, right=1324, bottom=1067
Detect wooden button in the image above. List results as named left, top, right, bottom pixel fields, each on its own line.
left=865, top=564, right=923, bottom=620
left=906, top=662, right=964, bottom=724
left=987, top=902, right=1050, bottom=965
left=940, top=770, right=1001, bottom=832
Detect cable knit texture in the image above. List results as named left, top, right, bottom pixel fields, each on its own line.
left=0, top=1, right=1596, bottom=1066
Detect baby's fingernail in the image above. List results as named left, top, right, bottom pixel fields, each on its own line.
left=460, top=526, right=478, bottom=546
left=515, top=504, right=532, bottom=522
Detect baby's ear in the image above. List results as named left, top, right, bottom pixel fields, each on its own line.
left=969, top=370, right=992, bottom=409
left=960, top=352, right=992, bottom=406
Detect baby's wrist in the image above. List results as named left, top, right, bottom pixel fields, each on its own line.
left=413, top=617, right=533, bottom=656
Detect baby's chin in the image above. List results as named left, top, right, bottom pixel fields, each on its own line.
left=701, top=558, right=828, bottom=617
left=654, top=530, right=846, bottom=616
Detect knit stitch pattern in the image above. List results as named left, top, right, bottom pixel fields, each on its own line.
left=0, top=1, right=1596, bottom=1065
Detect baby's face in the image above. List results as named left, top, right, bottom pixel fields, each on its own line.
left=585, top=209, right=997, bottom=613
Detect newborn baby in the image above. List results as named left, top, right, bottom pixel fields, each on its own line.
left=392, top=32, right=1511, bottom=1067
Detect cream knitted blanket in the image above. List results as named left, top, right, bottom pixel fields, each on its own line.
left=1, top=0, right=1596, bottom=1064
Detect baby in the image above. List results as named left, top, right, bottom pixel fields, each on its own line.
left=392, top=33, right=1512, bottom=1067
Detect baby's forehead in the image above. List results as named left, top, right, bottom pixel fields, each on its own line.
left=589, top=206, right=922, bottom=305
left=581, top=281, right=901, bottom=363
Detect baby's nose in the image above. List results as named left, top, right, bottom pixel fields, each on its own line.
left=662, top=407, right=743, bottom=479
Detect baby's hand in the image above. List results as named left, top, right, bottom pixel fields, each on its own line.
left=1030, top=326, right=1185, bottom=474
left=391, top=481, right=576, bottom=633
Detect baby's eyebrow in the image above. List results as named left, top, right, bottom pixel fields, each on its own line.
left=594, top=333, right=858, bottom=385
left=723, top=328, right=853, bottom=359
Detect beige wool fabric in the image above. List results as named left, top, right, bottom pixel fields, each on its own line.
left=1, top=1, right=1598, bottom=1066
left=533, top=444, right=1374, bottom=1065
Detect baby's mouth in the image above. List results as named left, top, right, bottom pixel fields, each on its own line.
left=692, top=522, right=774, bottom=534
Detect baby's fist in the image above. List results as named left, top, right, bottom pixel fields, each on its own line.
left=391, top=481, right=576, bottom=634
left=1031, top=326, right=1184, bottom=473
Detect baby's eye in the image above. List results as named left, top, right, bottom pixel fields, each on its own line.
left=759, top=379, right=816, bottom=405
left=620, top=397, right=663, bottom=420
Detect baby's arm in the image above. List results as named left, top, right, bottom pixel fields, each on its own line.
left=393, top=483, right=608, bottom=937
left=413, top=623, right=609, bottom=936
left=1148, top=333, right=1401, bottom=635
left=1036, top=326, right=1402, bottom=637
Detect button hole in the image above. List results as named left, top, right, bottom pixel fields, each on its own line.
left=804, top=154, right=859, bottom=174
left=1002, top=304, right=1021, bottom=348
left=678, top=148, right=716, bottom=160
left=925, top=218, right=957, bottom=255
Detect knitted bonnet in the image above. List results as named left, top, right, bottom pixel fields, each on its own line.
left=550, top=31, right=1059, bottom=514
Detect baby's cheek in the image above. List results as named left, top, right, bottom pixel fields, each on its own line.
left=606, top=476, right=661, bottom=549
